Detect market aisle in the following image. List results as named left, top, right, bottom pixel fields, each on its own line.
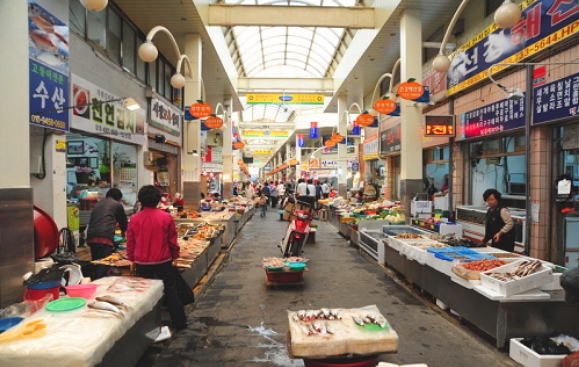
left=138, top=211, right=520, bottom=367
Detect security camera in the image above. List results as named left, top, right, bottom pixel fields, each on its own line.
left=507, top=89, right=524, bottom=101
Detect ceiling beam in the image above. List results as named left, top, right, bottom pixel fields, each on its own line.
left=208, top=5, right=375, bottom=29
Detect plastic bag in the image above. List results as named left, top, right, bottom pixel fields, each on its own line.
left=553, top=334, right=579, bottom=353
left=0, top=294, right=53, bottom=318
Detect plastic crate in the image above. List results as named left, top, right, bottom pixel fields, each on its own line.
left=480, top=260, right=552, bottom=297
left=509, top=338, right=566, bottom=367
left=265, top=269, right=303, bottom=282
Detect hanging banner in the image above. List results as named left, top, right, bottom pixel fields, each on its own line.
left=447, top=0, right=579, bottom=96
left=310, top=122, right=318, bottom=139
left=297, top=134, right=305, bottom=148
left=352, top=122, right=360, bottom=136
left=246, top=93, right=324, bottom=105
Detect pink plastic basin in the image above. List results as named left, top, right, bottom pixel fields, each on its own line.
left=65, top=284, right=99, bottom=299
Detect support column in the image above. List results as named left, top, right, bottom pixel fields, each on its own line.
left=337, top=96, right=349, bottom=198
left=399, top=8, right=423, bottom=222
left=221, top=97, right=232, bottom=199
left=182, top=35, right=203, bottom=210
left=0, top=1, right=34, bottom=307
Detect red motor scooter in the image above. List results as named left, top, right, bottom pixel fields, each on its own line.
left=280, top=200, right=314, bottom=257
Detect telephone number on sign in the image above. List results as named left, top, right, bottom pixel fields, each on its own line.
left=30, top=115, right=66, bottom=129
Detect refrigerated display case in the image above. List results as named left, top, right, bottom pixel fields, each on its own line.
left=455, top=206, right=526, bottom=253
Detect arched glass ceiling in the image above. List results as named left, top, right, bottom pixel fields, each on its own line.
left=223, top=0, right=358, bottom=78
left=240, top=103, right=294, bottom=122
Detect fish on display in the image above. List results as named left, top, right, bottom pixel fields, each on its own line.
left=297, top=310, right=306, bottom=320
left=87, top=301, right=123, bottom=317
left=95, top=295, right=131, bottom=311
left=352, top=316, right=365, bottom=326
left=325, top=322, right=334, bottom=334
left=320, top=308, right=331, bottom=319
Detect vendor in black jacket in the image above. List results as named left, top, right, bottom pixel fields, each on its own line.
left=87, top=188, right=128, bottom=279
left=482, top=188, right=515, bottom=252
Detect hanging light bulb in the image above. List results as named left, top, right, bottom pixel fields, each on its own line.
left=433, top=53, right=452, bottom=73
left=170, top=73, right=186, bottom=89
left=494, top=0, right=522, bottom=29
left=138, top=41, right=159, bottom=63
left=80, top=0, right=108, bottom=12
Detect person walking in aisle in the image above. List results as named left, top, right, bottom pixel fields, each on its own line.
left=126, top=185, right=188, bottom=331
left=257, top=193, right=268, bottom=217
left=269, top=181, right=278, bottom=208
left=482, top=188, right=515, bottom=252
left=322, top=180, right=330, bottom=199
left=87, top=188, right=128, bottom=279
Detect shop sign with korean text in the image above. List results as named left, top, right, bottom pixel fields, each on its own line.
left=461, top=98, right=525, bottom=139
left=533, top=71, right=579, bottom=125
left=246, top=93, right=324, bottom=105
left=380, top=124, right=401, bottom=154
left=363, top=134, right=379, bottom=160
left=28, top=0, right=69, bottom=131
left=150, top=98, right=181, bottom=137
left=70, top=75, right=145, bottom=145
left=446, top=0, right=579, bottom=96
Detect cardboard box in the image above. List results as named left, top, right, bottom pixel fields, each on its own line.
left=509, top=338, right=566, bottom=367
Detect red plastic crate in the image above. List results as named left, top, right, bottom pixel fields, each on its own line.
left=265, top=269, right=303, bottom=282
left=303, top=355, right=378, bottom=367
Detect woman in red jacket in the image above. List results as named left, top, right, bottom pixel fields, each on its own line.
left=126, top=185, right=187, bottom=331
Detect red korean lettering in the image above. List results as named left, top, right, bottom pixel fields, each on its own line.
left=547, top=0, right=579, bottom=25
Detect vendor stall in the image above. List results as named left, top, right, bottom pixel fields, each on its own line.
left=0, top=277, right=163, bottom=367
left=286, top=305, right=398, bottom=365
left=375, top=225, right=579, bottom=348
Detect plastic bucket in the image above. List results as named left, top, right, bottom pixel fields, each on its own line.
left=23, top=286, right=60, bottom=301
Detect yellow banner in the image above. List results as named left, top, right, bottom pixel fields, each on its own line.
left=246, top=93, right=324, bottom=105
left=242, top=129, right=289, bottom=138
left=253, top=149, right=273, bottom=155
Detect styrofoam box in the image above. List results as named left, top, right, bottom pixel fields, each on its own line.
left=480, top=260, right=552, bottom=297
left=509, top=338, right=565, bottom=367
left=539, top=272, right=563, bottom=291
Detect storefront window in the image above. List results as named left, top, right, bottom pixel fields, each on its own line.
left=468, top=133, right=527, bottom=207
left=66, top=133, right=138, bottom=209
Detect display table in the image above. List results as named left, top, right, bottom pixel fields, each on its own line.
left=287, top=305, right=397, bottom=360
left=0, top=277, right=163, bottom=367
left=179, top=237, right=221, bottom=287
left=174, top=211, right=243, bottom=248
left=380, top=240, right=579, bottom=348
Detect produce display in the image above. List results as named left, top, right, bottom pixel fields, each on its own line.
left=288, top=305, right=398, bottom=358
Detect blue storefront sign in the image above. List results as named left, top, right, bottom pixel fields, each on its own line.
left=447, top=0, right=579, bottom=96
left=28, top=0, right=70, bottom=131
left=461, top=98, right=526, bottom=139
left=533, top=71, right=579, bottom=125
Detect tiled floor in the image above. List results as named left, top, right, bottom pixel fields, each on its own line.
left=136, top=210, right=520, bottom=367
